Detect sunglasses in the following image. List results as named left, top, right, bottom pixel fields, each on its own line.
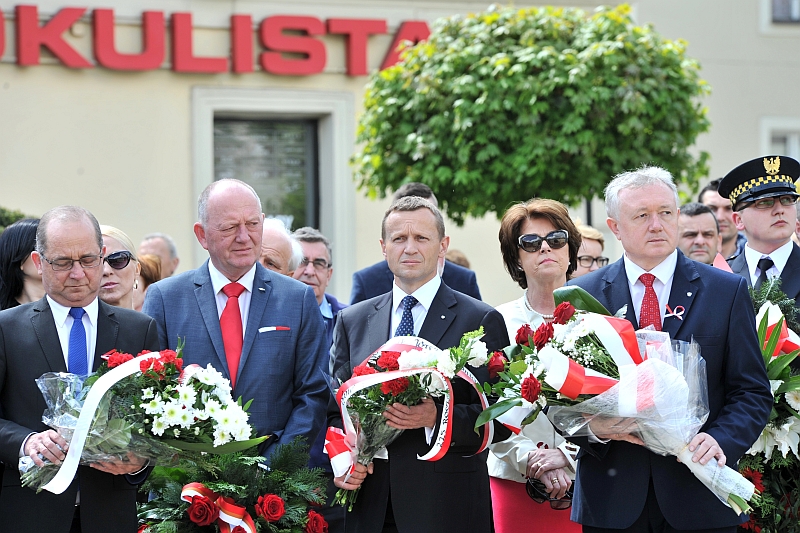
left=104, top=250, right=133, bottom=270
left=518, top=230, right=569, bottom=253
left=526, top=478, right=573, bottom=510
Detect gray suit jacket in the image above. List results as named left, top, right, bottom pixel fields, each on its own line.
left=143, top=261, right=329, bottom=462
left=0, top=298, right=159, bottom=533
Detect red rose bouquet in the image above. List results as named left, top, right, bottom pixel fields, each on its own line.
left=138, top=438, right=327, bottom=533
left=327, top=328, right=490, bottom=511
left=20, top=341, right=267, bottom=494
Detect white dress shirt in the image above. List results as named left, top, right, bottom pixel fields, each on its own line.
left=47, top=295, right=99, bottom=372
left=390, top=275, right=441, bottom=336
left=208, top=262, right=256, bottom=336
left=743, top=240, right=794, bottom=287
left=623, top=250, right=677, bottom=327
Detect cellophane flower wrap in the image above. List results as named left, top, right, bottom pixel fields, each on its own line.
left=20, top=341, right=267, bottom=493
left=327, top=328, right=489, bottom=511
left=738, top=279, right=800, bottom=533
left=477, top=286, right=758, bottom=516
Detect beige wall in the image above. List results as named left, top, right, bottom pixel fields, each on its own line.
left=2, top=0, right=799, bottom=307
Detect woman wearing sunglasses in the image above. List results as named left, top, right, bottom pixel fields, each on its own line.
left=99, top=225, right=141, bottom=310
left=489, top=199, right=583, bottom=533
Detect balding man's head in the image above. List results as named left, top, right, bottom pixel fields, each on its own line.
left=260, top=219, right=295, bottom=276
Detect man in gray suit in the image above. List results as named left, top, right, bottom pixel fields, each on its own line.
left=329, top=196, right=509, bottom=533
left=0, top=206, right=159, bottom=533
left=143, top=179, right=328, bottom=462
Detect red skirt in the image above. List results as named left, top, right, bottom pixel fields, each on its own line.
left=490, top=477, right=582, bottom=533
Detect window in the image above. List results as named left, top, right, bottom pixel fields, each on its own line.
left=773, top=0, right=800, bottom=22
left=214, top=118, right=319, bottom=230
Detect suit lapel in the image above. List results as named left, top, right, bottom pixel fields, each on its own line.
left=368, top=293, right=392, bottom=353
left=193, top=266, right=229, bottom=378
left=662, top=254, right=700, bottom=339
left=779, top=244, right=800, bottom=300
left=729, top=253, right=750, bottom=285
left=240, top=267, right=271, bottom=378
left=602, top=260, right=637, bottom=326
left=30, top=298, right=68, bottom=372
left=94, top=301, right=119, bottom=370
left=418, top=284, right=457, bottom=347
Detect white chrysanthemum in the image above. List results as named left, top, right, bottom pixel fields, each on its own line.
left=785, top=390, right=800, bottom=411
left=194, top=365, right=224, bottom=386
left=466, top=339, right=488, bottom=367
left=204, top=399, right=222, bottom=419
left=151, top=417, right=167, bottom=436
left=141, top=398, right=163, bottom=415
left=213, top=381, right=232, bottom=400
left=213, top=427, right=231, bottom=446
left=141, top=387, right=154, bottom=400
left=176, top=409, right=194, bottom=429
left=176, top=384, right=196, bottom=406
left=162, top=400, right=184, bottom=426
left=436, top=353, right=458, bottom=378
left=233, top=425, right=251, bottom=441
left=398, top=349, right=440, bottom=370
left=769, top=380, right=784, bottom=396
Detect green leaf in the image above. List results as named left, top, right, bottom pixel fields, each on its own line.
left=162, top=435, right=269, bottom=455
left=509, top=360, right=528, bottom=375
left=554, top=286, right=611, bottom=315
left=475, top=398, right=521, bottom=428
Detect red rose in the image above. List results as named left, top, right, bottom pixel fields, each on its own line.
left=352, top=365, right=378, bottom=377
left=532, top=322, right=554, bottom=351
left=159, top=349, right=178, bottom=364
left=256, top=493, right=286, bottom=522
left=515, top=324, right=535, bottom=346
left=232, top=527, right=246, bottom=533
left=186, top=494, right=219, bottom=526
left=380, top=377, right=410, bottom=396
left=376, top=351, right=401, bottom=371
left=487, top=351, right=507, bottom=380
left=520, top=375, right=542, bottom=403
left=305, top=509, right=329, bottom=533
left=107, top=351, right=134, bottom=368
left=137, top=525, right=150, bottom=533
left=552, top=302, right=576, bottom=325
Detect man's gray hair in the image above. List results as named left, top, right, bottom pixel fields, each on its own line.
left=289, top=237, right=303, bottom=272
left=198, top=179, right=262, bottom=226
left=605, top=166, right=679, bottom=219
left=293, top=226, right=332, bottom=264
left=36, top=206, right=103, bottom=256
left=382, top=196, right=446, bottom=240
left=141, top=232, right=179, bottom=259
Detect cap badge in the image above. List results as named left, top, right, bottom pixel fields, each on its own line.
left=764, top=156, right=781, bottom=175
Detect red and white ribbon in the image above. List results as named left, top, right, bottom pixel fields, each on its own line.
left=581, top=314, right=643, bottom=367
left=757, top=302, right=800, bottom=357
left=496, top=405, right=535, bottom=434
left=537, top=345, right=619, bottom=400
left=180, top=482, right=257, bottom=533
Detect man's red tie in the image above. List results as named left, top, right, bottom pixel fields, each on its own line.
left=638, top=273, right=661, bottom=331
left=220, top=282, right=246, bottom=388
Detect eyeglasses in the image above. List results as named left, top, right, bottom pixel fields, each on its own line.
left=526, top=478, right=573, bottom=510
left=41, top=254, right=103, bottom=271
left=745, top=195, right=798, bottom=210
left=104, top=251, right=133, bottom=270
left=299, top=257, right=330, bottom=271
left=518, top=230, right=569, bottom=253
left=577, top=255, right=609, bottom=268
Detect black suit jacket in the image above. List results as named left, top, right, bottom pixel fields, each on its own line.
left=328, top=283, right=509, bottom=533
left=567, top=252, right=772, bottom=529
left=728, top=242, right=800, bottom=307
left=0, top=298, right=159, bottom=533
left=350, top=260, right=481, bottom=304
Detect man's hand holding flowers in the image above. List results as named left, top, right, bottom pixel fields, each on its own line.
left=89, top=451, right=149, bottom=475
left=333, top=461, right=373, bottom=491
left=685, top=432, right=725, bottom=467
left=24, top=429, right=69, bottom=467
left=589, top=416, right=644, bottom=446
left=383, top=398, right=438, bottom=430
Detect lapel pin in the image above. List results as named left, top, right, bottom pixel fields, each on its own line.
left=259, top=287, right=265, bottom=292
left=441, top=315, right=446, bottom=319
left=665, top=304, right=685, bottom=320
left=686, top=292, right=692, bottom=297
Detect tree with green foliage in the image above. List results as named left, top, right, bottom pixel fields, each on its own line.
left=353, top=4, right=710, bottom=224
left=0, top=206, right=31, bottom=233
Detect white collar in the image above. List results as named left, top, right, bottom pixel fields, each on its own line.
left=208, top=261, right=256, bottom=295
left=623, top=249, right=678, bottom=285
left=392, top=275, right=441, bottom=314
left=47, top=295, right=100, bottom=327
left=744, top=240, right=794, bottom=279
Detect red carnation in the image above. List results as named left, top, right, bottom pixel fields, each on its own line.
left=305, top=509, right=329, bottom=533
left=553, top=302, right=576, bottom=325
left=515, top=324, right=535, bottom=347
left=140, top=359, right=152, bottom=373
left=107, top=351, right=134, bottom=368
left=232, top=527, right=246, bottom=533
left=380, top=377, right=410, bottom=396
left=741, top=468, right=765, bottom=493
left=376, top=351, right=401, bottom=371
left=520, top=375, right=542, bottom=403
left=137, top=526, right=150, bottom=533
left=255, top=494, right=286, bottom=522
left=487, top=351, right=507, bottom=380
left=532, top=322, right=554, bottom=351
left=352, top=365, right=378, bottom=377
left=186, top=494, right=219, bottom=526
left=173, top=358, right=184, bottom=371
left=159, top=349, right=178, bottom=364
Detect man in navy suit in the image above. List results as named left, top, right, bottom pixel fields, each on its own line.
left=330, top=196, right=509, bottom=533
left=568, top=167, right=772, bottom=533
left=143, top=179, right=328, bottom=462
left=350, top=183, right=481, bottom=304
left=718, top=156, right=800, bottom=310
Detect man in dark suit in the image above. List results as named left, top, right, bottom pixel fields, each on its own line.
left=719, top=156, right=800, bottom=308
left=350, top=182, right=481, bottom=304
left=0, top=206, right=159, bottom=533
left=330, top=196, right=509, bottom=533
left=143, top=180, right=328, bottom=463
left=568, top=167, right=772, bottom=533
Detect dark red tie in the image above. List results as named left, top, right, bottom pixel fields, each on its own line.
left=221, top=282, right=246, bottom=388
left=638, top=273, right=661, bottom=331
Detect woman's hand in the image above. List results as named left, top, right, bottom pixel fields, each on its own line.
left=527, top=449, right=572, bottom=499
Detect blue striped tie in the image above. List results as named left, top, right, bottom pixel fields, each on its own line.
left=68, top=307, right=88, bottom=376
left=394, top=295, right=418, bottom=337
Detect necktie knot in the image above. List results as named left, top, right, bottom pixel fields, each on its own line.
left=402, top=295, right=418, bottom=311
left=69, top=307, right=85, bottom=320
left=757, top=257, right=774, bottom=273
left=223, top=282, right=245, bottom=299
left=639, top=273, right=655, bottom=288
